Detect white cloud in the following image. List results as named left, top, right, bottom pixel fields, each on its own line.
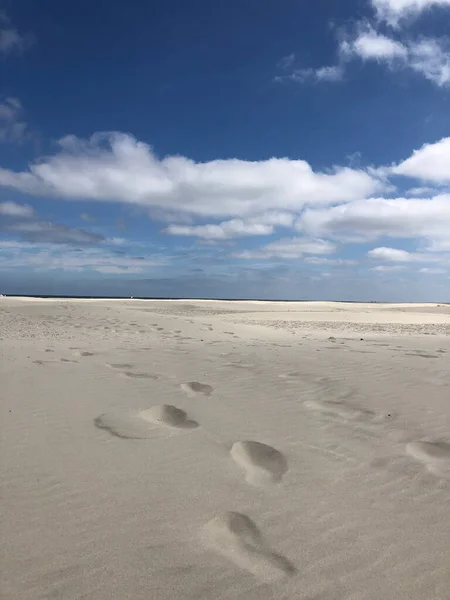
left=293, top=8, right=450, bottom=88
left=285, top=65, right=344, bottom=83
left=371, top=0, right=450, bottom=26
left=0, top=243, right=165, bottom=273
left=368, top=247, right=416, bottom=261
left=275, top=53, right=344, bottom=84
left=406, top=186, right=437, bottom=195
left=0, top=132, right=382, bottom=218
left=408, top=38, right=450, bottom=86
left=371, top=264, right=407, bottom=271
left=341, top=28, right=407, bottom=61
left=392, top=137, right=450, bottom=182
left=315, top=66, right=345, bottom=81
left=0, top=12, right=32, bottom=56
left=0, top=98, right=28, bottom=143
left=165, top=212, right=294, bottom=240
left=304, top=257, right=357, bottom=265
left=95, top=266, right=144, bottom=274
left=298, top=195, right=450, bottom=243
left=233, top=237, right=336, bottom=259
left=0, top=201, right=34, bottom=218
left=340, top=27, right=450, bottom=86
left=426, top=239, right=450, bottom=251
left=250, top=211, right=295, bottom=227
left=419, top=267, right=446, bottom=273
left=166, top=220, right=273, bottom=240
left=368, top=246, right=443, bottom=262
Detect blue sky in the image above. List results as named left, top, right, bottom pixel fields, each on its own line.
left=1, top=0, right=450, bottom=300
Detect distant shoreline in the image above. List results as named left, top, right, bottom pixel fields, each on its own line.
left=1, top=295, right=448, bottom=306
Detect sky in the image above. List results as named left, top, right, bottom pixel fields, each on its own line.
left=1, top=0, right=450, bottom=300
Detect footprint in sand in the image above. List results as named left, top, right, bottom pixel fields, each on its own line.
left=230, top=441, right=288, bottom=485
left=120, top=372, right=159, bottom=380
left=406, top=441, right=450, bottom=477
left=279, top=371, right=303, bottom=380
left=224, top=361, right=255, bottom=370
left=202, top=512, right=295, bottom=582
left=303, top=399, right=391, bottom=423
left=74, top=351, right=95, bottom=357
left=94, top=405, right=198, bottom=439
left=404, top=352, right=440, bottom=359
left=181, top=382, right=213, bottom=397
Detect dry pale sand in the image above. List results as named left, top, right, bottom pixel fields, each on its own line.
left=1, top=298, right=450, bottom=599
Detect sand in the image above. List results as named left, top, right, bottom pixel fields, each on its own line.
left=1, top=298, right=450, bottom=599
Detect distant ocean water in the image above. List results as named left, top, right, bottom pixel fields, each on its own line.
left=0, top=294, right=387, bottom=303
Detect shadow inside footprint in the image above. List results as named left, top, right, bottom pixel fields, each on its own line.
left=94, top=405, right=198, bottom=439
left=279, top=371, right=303, bottom=379
left=181, top=382, right=213, bottom=396
left=304, top=399, right=381, bottom=422
left=121, top=372, right=159, bottom=379
left=202, top=512, right=295, bottom=582
left=406, top=440, right=450, bottom=477
left=140, top=405, right=198, bottom=429
left=231, top=441, right=288, bottom=485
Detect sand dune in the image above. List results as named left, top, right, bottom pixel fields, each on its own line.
left=1, top=298, right=450, bottom=599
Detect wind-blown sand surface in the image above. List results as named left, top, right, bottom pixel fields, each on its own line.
left=1, top=298, right=450, bottom=599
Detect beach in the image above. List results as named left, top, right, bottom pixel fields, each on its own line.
left=1, top=298, right=450, bottom=599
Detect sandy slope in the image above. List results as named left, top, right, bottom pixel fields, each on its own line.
left=1, top=298, right=449, bottom=599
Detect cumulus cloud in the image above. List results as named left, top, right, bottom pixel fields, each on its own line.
left=368, top=246, right=443, bottom=262
left=233, top=237, right=336, bottom=260
left=341, top=28, right=407, bottom=61
left=0, top=132, right=382, bottom=219
left=371, top=0, right=450, bottom=26
left=340, top=27, right=450, bottom=86
left=368, top=247, right=416, bottom=261
left=166, top=212, right=294, bottom=240
left=166, top=220, right=273, bottom=240
left=392, top=137, right=450, bottom=182
left=283, top=1, right=450, bottom=87
left=298, top=195, right=450, bottom=243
